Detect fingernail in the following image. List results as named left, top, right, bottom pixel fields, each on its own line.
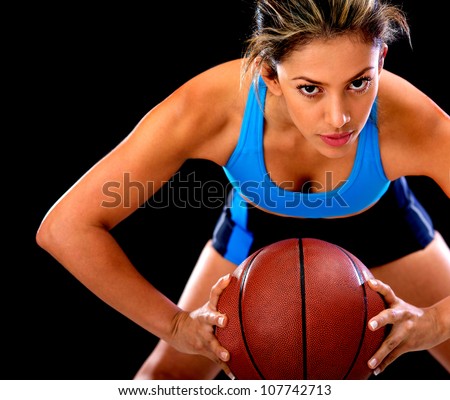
left=369, top=279, right=378, bottom=286
left=227, top=372, right=236, bottom=380
left=374, top=368, right=381, bottom=376
left=220, top=351, right=228, bottom=361
left=223, top=273, right=231, bottom=280
left=362, top=270, right=371, bottom=280
left=369, top=320, right=378, bottom=330
left=369, top=358, right=377, bottom=368
left=218, top=316, right=225, bottom=327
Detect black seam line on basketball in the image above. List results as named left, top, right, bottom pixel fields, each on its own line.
left=337, top=247, right=369, bottom=380
left=239, top=248, right=266, bottom=380
left=299, top=238, right=308, bottom=380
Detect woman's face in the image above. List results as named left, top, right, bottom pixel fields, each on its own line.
left=268, top=35, right=385, bottom=159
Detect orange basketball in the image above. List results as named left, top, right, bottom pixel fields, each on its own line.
left=216, top=238, right=387, bottom=380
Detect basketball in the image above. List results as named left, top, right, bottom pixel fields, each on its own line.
left=215, top=238, right=388, bottom=380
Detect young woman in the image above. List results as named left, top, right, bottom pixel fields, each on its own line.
left=37, top=0, right=450, bottom=380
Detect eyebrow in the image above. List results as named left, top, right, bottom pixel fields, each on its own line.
left=292, top=67, right=375, bottom=85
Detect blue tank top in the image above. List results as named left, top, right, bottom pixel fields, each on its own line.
left=223, top=78, right=390, bottom=219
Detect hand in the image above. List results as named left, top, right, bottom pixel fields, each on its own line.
left=366, top=278, right=443, bottom=376
left=168, top=273, right=235, bottom=378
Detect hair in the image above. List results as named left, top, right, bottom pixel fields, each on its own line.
left=242, top=0, right=410, bottom=85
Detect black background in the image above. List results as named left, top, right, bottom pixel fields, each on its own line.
left=8, top=1, right=449, bottom=380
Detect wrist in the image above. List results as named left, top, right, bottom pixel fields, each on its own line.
left=433, top=296, right=450, bottom=343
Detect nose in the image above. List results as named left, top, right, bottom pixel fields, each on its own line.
left=324, top=95, right=350, bottom=129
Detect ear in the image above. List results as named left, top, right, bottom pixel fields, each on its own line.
left=378, top=43, right=388, bottom=73
left=259, top=61, right=283, bottom=96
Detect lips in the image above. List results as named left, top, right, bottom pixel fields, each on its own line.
left=320, top=132, right=352, bottom=147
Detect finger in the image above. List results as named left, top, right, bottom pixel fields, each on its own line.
left=196, top=307, right=228, bottom=328
left=213, top=312, right=228, bottom=328
left=367, top=312, right=411, bottom=375
left=217, top=344, right=230, bottom=362
left=373, top=348, right=404, bottom=376
left=368, top=338, right=404, bottom=376
left=209, top=273, right=232, bottom=308
left=368, top=304, right=404, bottom=332
left=376, top=343, right=406, bottom=375
left=220, top=362, right=236, bottom=380
left=201, top=315, right=230, bottom=359
left=195, top=331, right=229, bottom=364
left=368, top=279, right=397, bottom=305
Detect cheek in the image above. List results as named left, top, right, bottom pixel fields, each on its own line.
left=285, top=99, right=322, bottom=132
left=352, top=95, right=377, bottom=126
left=293, top=109, right=318, bottom=133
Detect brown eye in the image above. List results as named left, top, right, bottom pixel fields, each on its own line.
left=349, top=77, right=372, bottom=92
left=297, top=84, right=320, bottom=97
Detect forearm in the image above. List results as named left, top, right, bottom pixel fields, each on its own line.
left=431, top=295, right=450, bottom=344
left=37, top=222, right=181, bottom=343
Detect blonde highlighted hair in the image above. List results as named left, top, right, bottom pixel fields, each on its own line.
left=242, top=0, right=410, bottom=85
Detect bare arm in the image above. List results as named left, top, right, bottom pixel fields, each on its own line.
left=378, top=70, right=450, bottom=197
left=367, top=279, right=450, bottom=375
left=36, top=60, right=244, bottom=367
left=369, top=71, right=450, bottom=374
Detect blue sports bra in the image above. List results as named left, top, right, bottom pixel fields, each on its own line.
left=222, top=78, right=391, bottom=218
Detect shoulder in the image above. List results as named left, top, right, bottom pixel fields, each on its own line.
left=174, top=60, right=243, bottom=107
left=377, top=70, right=450, bottom=196
left=377, top=70, right=435, bottom=160
left=377, top=70, right=441, bottom=130
left=163, top=59, right=248, bottom=161
left=153, top=59, right=250, bottom=163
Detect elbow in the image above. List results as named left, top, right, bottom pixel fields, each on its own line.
left=36, top=214, right=58, bottom=254
left=36, top=209, right=70, bottom=256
